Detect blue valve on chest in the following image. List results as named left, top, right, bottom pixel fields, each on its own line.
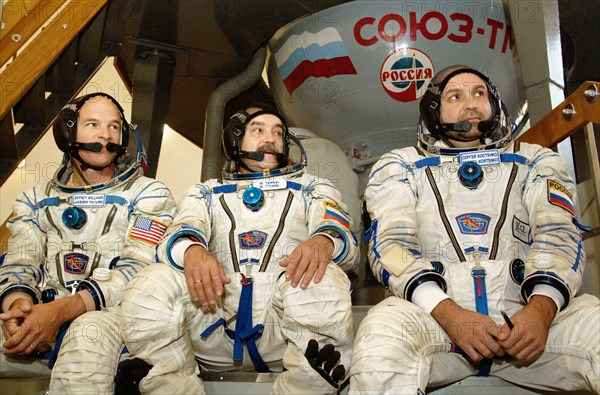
left=458, top=161, right=483, bottom=189
left=243, top=186, right=265, bottom=212
left=62, top=207, right=87, bottom=229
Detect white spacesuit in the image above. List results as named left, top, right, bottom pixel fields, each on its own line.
left=0, top=93, right=176, bottom=392
left=121, top=107, right=358, bottom=394
left=349, top=67, right=599, bottom=394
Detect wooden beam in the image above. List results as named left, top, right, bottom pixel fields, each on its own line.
left=518, top=81, right=600, bottom=147
left=0, top=0, right=68, bottom=66
left=0, top=0, right=110, bottom=120
left=0, top=0, right=43, bottom=41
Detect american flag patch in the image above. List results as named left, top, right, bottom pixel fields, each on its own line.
left=129, top=217, right=168, bottom=245
left=547, top=179, right=575, bottom=216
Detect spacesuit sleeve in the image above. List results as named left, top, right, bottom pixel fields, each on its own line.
left=0, top=186, right=47, bottom=311
left=519, top=144, right=585, bottom=309
left=76, top=179, right=177, bottom=309
left=365, top=148, right=446, bottom=301
left=304, top=176, right=358, bottom=271
left=157, top=183, right=213, bottom=272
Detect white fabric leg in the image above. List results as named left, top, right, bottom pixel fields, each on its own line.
left=49, top=308, right=124, bottom=394
left=121, top=264, right=205, bottom=395
left=270, top=264, right=354, bottom=395
left=122, top=264, right=353, bottom=395
left=492, top=294, right=600, bottom=393
left=349, top=297, right=473, bottom=394
left=350, top=294, right=600, bottom=394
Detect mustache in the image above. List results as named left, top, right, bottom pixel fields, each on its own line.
left=460, top=111, right=486, bottom=121
left=257, top=143, right=280, bottom=154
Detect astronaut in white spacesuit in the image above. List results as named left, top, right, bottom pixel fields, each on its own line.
left=119, top=105, right=358, bottom=394
left=349, top=65, right=599, bottom=394
left=0, top=93, right=176, bottom=392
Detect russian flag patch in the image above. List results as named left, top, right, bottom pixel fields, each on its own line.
left=547, top=179, right=575, bottom=216
left=324, top=200, right=350, bottom=228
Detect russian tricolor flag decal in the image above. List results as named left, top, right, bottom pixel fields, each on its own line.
left=547, top=179, right=575, bottom=216
left=274, top=28, right=357, bottom=94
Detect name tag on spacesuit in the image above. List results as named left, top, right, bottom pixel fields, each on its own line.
left=72, top=193, right=106, bottom=207
left=252, top=179, right=286, bottom=191
left=458, top=150, right=500, bottom=166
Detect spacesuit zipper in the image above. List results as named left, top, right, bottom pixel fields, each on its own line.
left=425, top=167, right=466, bottom=262
left=45, top=209, right=68, bottom=288
left=489, top=163, right=519, bottom=259
left=220, top=195, right=240, bottom=272
left=89, top=205, right=119, bottom=272
left=259, top=192, right=294, bottom=272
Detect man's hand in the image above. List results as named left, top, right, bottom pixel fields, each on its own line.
left=0, top=296, right=79, bottom=356
left=497, top=295, right=556, bottom=363
left=184, top=244, right=231, bottom=306
left=304, top=339, right=346, bottom=388
left=279, top=235, right=334, bottom=289
left=1, top=298, right=33, bottom=342
left=431, top=299, right=504, bottom=361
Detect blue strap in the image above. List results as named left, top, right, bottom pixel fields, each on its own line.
left=37, top=197, right=59, bottom=208
left=200, top=318, right=226, bottom=339
left=244, top=325, right=268, bottom=372
left=214, top=182, right=302, bottom=195
left=471, top=267, right=492, bottom=376
left=450, top=343, right=469, bottom=358
left=477, top=356, right=493, bottom=377
left=213, top=184, right=238, bottom=194
left=286, top=181, right=302, bottom=190
left=500, top=153, right=528, bottom=164
left=232, top=277, right=269, bottom=372
left=451, top=268, right=493, bottom=375
left=37, top=321, right=71, bottom=368
left=239, top=258, right=260, bottom=265
left=414, top=157, right=440, bottom=169
left=38, top=195, right=126, bottom=208
left=472, top=269, right=488, bottom=316
left=106, top=195, right=127, bottom=205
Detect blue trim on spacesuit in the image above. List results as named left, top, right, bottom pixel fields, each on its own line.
left=572, top=240, right=583, bottom=272
left=311, top=224, right=351, bottom=263
left=128, top=181, right=170, bottom=210
left=37, top=197, right=59, bottom=208
left=0, top=263, right=42, bottom=284
left=403, top=270, right=447, bottom=302
left=212, top=181, right=304, bottom=195
left=225, top=163, right=306, bottom=181
left=165, top=229, right=208, bottom=271
left=500, top=153, right=528, bottom=164
left=521, top=271, right=571, bottom=310
left=53, top=165, right=141, bottom=193
left=413, top=157, right=440, bottom=169
left=37, top=195, right=127, bottom=209
left=77, top=278, right=106, bottom=310
left=410, top=151, right=528, bottom=171
left=0, top=284, right=40, bottom=313
left=213, top=184, right=238, bottom=194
